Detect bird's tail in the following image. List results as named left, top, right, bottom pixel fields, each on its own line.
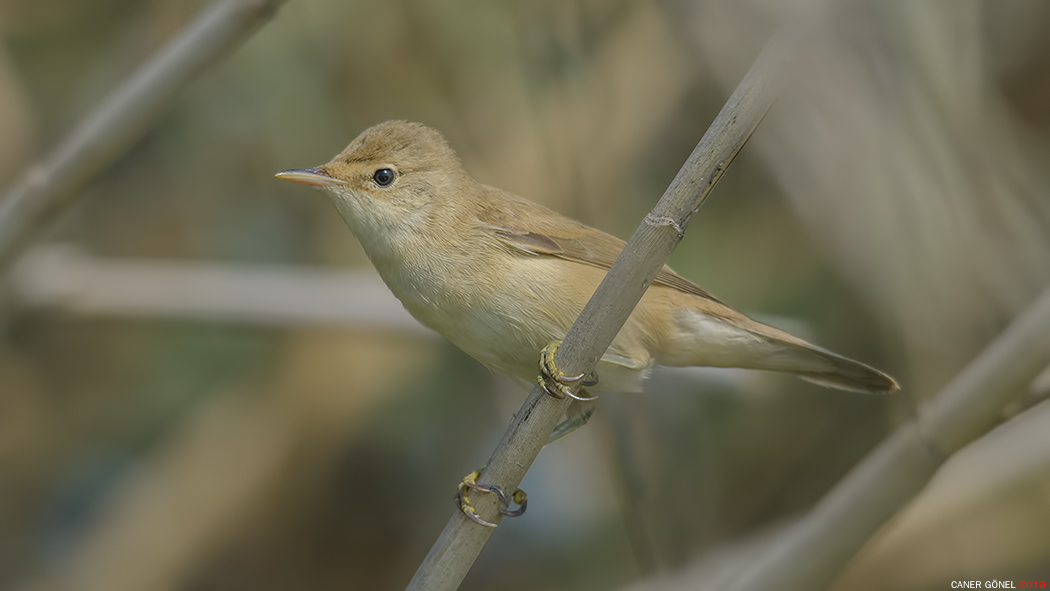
left=668, top=308, right=898, bottom=394
left=773, top=342, right=898, bottom=394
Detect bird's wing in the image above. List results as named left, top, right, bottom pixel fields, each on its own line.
left=475, top=188, right=726, bottom=306
left=474, top=188, right=899, bottom=395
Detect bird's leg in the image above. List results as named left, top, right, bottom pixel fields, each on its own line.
left=547, top=398, right=596, bottom=445
left=455, top=467, right=528, bottom=527
left=538, top=341, right=599, bottom=401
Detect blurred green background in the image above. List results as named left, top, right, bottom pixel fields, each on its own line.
left=0, top=0, right=1048, bottom=589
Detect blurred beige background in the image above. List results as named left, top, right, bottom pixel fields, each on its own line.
left=0, top=0, right=1048, bottom=589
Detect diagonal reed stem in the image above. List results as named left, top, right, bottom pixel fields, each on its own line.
left=405, top=21, right=801, bottom=591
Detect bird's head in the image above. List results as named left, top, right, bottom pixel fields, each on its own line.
left=276, top=120, right=467, bottom=237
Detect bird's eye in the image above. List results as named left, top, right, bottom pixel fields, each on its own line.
left=373, top=168, right=396, bottom=187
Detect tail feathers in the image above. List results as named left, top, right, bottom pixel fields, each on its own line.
left=776, top=343, right=899, bottom=394
left=669, top=308, right=898, bottom=394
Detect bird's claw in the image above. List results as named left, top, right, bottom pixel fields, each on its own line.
left=538, top=342, right=599, bottom=401
left=455, top=467, right=528, bottom=528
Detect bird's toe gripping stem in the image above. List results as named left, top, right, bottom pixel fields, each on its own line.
left=538, top=342, right=598, bottom=401
left=455, top=467, right=527, bottom=528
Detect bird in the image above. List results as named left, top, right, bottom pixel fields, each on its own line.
left=276, top=120, right=898, bottom=440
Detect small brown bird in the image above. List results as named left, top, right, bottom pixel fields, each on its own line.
left=277, top=121, right=897, bottom=434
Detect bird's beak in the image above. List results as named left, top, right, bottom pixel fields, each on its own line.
left=275, top=167, right=343, bottom=187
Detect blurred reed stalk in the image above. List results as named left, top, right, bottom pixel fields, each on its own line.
left=723, top=284, right=1050, bottom=591
left=10, top=244, right=433, bottom=333
left=405, top=21, right=800, bottom=591
left=0, top=0, right=286, bottom=270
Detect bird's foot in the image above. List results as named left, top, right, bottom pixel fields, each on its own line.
left=455, top=466, right=528, bottom=528
left=547, top=399, right=596, bottom=445
left=538, top=342, right=599, bottom=401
